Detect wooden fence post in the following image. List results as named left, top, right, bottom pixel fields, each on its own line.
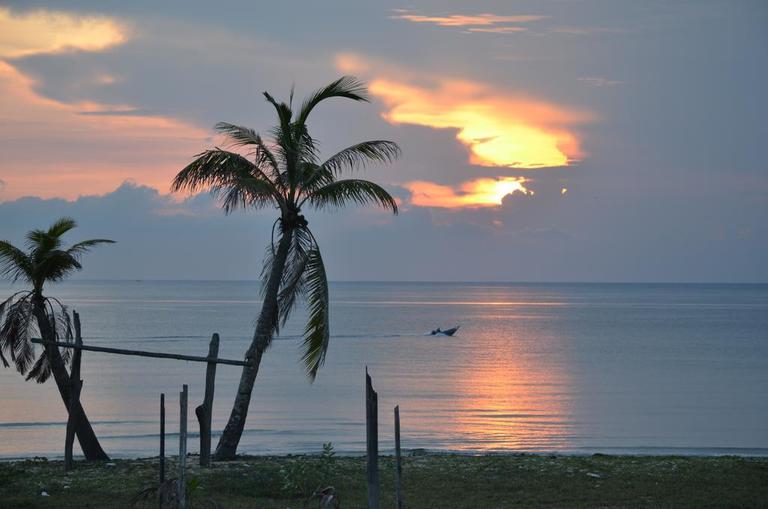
left=195, top=333, right=219, bottom=467
left=160, top=393, right=165, bottom=484
left=178, top=385, right=188, bottom=509
left=366, top=368, right=379, bottom=509
left=64, top=381, right=81, bottom=471
left=64, top=311, right=84, bottom=472
left=395, top=405, right=403, bottom=509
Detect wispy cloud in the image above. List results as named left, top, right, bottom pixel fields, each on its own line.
left=578, top=76, right=623, bottom=87
left=549, top=26, right=627, bottom=36
left=391, top=11, right=545, bottom=27
left=405, top=177, right=533, bottom=208
left=77, top=107, right=155, bottom=116
left=391, top=9, right=545, bottom=33
left=466, top=26, right=528, bottom=34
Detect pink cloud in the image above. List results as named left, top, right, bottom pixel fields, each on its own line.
left=0, top=61, right=209, bottom=201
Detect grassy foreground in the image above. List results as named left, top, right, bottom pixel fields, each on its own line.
left=1, top=453, right=766, bottom=508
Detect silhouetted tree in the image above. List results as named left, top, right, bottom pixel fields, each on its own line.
left=0, top=217, right=113, bottom=460
left=172, top=77, right=400, bottom=459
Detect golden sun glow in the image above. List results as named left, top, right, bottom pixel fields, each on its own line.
left=369, top=78, right=591, bottom=169
left=406, top=177, right=532, bottom=208
left=0, top=7, right=126, bottom=58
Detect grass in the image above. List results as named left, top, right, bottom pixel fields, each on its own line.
left=1, top=453, right=766, bottom=508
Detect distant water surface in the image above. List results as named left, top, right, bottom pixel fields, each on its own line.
left=0, top=281, right=766, bottom=458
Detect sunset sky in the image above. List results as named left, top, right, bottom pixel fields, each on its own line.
left=0, top=1, right=766, bottom=281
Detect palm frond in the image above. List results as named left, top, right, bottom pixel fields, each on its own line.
left=259, top=228, right=294, bottom=338
left=47, top=217, right=77, bottom=238
left=320, top=141, right=401, bottom=176
left=277, top=227, right=313, bottom=327
left=36, top=250, right=82, bottom=283
left=0, top=296, right=35, bottom=375
left=268, top=124, right=318, bottom=196
left=214, top=122, right=281, bottom=177
left=0, top=241, right=33, bottom=283
left=263, top=92, right=293, bottom=135
left=47, top=298, right=73, bottom=365
left=297, top=76, right=369, bottom=126
left=25, top=348, right=50, bottom=383
left=66, top=239, right=116, bottom=258
left=300, top=245, right=330, bottom=380
left=171, top=149, right=282, bottom=213
left=215, top=122, right=262, bottom=148
left=25, top=217, right=77, bottom=253
left=308, top=179, right=399, bottom=214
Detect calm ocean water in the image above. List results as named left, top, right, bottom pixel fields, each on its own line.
left=0, top=281, right=766, bottom=459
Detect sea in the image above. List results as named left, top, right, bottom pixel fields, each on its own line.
left=0, top=281, right=766, bottom=459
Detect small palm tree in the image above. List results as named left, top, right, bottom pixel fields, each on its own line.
left=172, top=76, right=400, bottom=459
left=0, top=217, right=113, bottom=460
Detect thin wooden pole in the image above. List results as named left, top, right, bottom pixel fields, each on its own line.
left=195, top=333, right=219, bottom=467
left=159, top=393, right=165, bottom=484
left=30, top=338, right=250, bottom=367
left=178, top=385, right=188, bottom=509
left=366, top=368, right=379, bottom=509
left=64, top=381, right=81, bottom=471
left=64, top=311, right=84, bottom=472
left=395, top=405, right=403, bottom=509
left=71, top=311, right=83, bottom=382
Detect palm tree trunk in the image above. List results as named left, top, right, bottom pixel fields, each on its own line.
left=214, top=227, right=293, bottom=460
left=32, top=298, right=109, bottom=461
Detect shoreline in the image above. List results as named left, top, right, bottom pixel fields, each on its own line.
left=4, top=445, right=768, bottom=463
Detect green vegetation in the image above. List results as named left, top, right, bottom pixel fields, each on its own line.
left=172, top=76, right=400, bottom=459
left=1, top=453, right=766, bottom=508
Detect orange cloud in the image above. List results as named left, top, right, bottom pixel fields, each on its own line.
left=0, top=7, right=127, bottom=58
left=391, top=11, right=545, bottom=27
left=0, top=61, right=208, bottom=201
left=405, top=177, right=532, bottom=208
left=369, top=77, right=592, bottom=168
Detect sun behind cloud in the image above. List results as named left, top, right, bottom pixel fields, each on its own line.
left=369, top=77, right=592, bottom=169
left=405, top=177, right=532, bottom=208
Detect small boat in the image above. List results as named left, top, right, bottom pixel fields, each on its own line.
left=429, top=326, right=460, bottom=336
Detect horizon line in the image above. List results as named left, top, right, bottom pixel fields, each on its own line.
left=18, top=278, right=768, bottom=285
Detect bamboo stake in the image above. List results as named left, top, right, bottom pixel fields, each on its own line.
left=178, top=385, right=188, bottom=509
left=395, top=405, right=403, bottom=509
left=366, top=368, right=379, bottom=509
left=195, top=334, right=219, bottom=467
left=160, top=393, right=165, bottom=484
left=64, top=311, right=84, bottom=472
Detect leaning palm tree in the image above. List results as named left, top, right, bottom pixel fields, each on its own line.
left=172, top=76, right=400, bottom=460
left=0, top=217, right=113, bottom=460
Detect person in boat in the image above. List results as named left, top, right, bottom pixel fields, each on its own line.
left=431, top=327, right=442, bottom=335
